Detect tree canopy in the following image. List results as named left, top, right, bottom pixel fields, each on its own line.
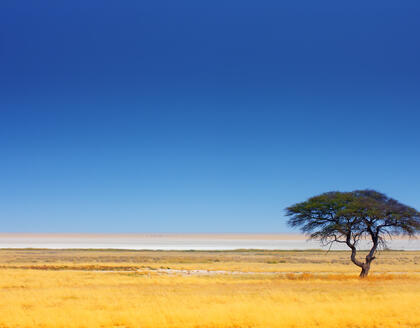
left=286, top=190, right=420, bottom=277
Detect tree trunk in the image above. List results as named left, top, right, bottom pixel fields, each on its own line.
left=359, top=263, right=370, bottom=278
left=359, top=236, right=378, bottom=278
left=346, top=233, right=377, bottom=278
left=359, top=256, right=375, bottom=278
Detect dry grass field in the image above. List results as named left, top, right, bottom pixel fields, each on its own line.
left=0, top=249, right=419, bottom=328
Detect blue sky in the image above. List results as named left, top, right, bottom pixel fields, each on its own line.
left=1, top=0, right=420, bottom=233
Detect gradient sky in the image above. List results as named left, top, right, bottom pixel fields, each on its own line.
left=1, top=0, right=420, bottom=233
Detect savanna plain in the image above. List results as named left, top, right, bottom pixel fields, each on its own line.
left=0, top=249, right=419, bottom=328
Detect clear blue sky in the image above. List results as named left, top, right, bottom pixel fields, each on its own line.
left=1, top=0, right=419, bottom=233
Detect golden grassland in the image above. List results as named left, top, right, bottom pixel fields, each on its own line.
left=0, top=249, right=419, bottom=328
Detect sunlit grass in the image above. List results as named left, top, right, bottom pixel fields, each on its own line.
left=0, top=250, right=419, bottom=327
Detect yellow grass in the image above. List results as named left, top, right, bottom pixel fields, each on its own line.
left=0, top=250, right=419, bottom=328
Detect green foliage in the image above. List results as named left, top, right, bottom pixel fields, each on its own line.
left=286, top=190, right=419, bottom=245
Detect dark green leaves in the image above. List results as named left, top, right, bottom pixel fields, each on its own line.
left=286, top=189, right=420, bottom=243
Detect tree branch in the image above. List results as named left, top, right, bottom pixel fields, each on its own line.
left=345, top=233, right=364, bottom=268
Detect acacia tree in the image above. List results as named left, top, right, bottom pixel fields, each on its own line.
left=286, top=190, right=420, bottom=277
